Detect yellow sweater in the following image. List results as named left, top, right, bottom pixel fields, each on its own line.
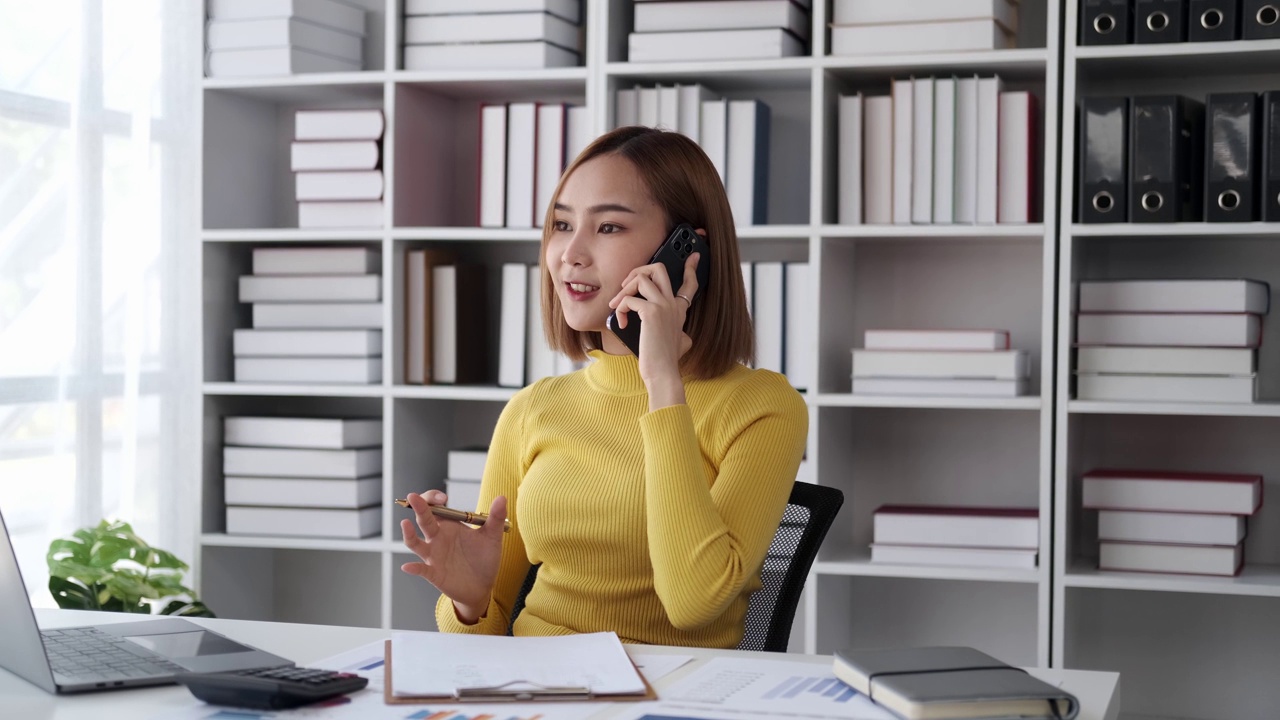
left=434, top=350, right=808, bottom=648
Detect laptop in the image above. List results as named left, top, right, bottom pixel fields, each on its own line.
left=0, top=507, right=293, bottom=693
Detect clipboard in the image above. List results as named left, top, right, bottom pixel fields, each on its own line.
left=381, top=639, right=659, bottom=705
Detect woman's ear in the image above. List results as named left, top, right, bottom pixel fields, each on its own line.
left=695, top=228, right=707, bottom=237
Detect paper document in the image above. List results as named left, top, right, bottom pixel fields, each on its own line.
left=629, top=652, right=695, bottom=684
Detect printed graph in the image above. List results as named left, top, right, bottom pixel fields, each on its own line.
left=761, top=675, right=859, bottom=703
left=404, top=711, right=546, bottom=720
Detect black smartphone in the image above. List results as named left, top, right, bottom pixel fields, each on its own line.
left=606, top=223, right=711, bottom=356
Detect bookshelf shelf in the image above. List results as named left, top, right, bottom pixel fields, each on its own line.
left=814, top=394, right=1042, bottom=411
left=1063, top=562, right=1280, bottom=599
left=605, top=59, right=815, bottom=91
left=820, top=49, right=1050, bottom=80
left=814, top=552, right=1042, bottom=585
left=203, top=74, right=387, bottom=102
left=392, top=68, right=589, bottom=99
left=1067, top=401, right=1280, bottom=418
left=819, top=224, right=1046, bottom=241
left=1070, top=223, right=1280, bottom=238
left=736, top=224, right=812, bottom=240
left=202, top=229, right=386, bottom=243
left=200, top=534, right=391, bottom=553
left=201, top=383, right=386, bottom=398
left=1072, top=38, right=1280, bottom=76
left=390, top=385, right=518, bottom=402
left=390, top=227, right=542, bottom=242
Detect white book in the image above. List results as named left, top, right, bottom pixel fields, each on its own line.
left=1098, top=510, right=1246, bottom=546
left=870, top=544, right=1038, bottom=569
left=505, top=102, right=538, bottom=229
left=479, top=104, right=508, bottom=228
left=206, top=47, right=359, bottom=78
left=998, top=91, right=1033, bottom=224
left=253, top=302, right=382, bottom=329
left=1099, top=541, right=1242, bottom=577
left=445, top=479, right=484, bottom=513
left=405, top=0, right=581, bottom=23
left=239, top=274, right=381, bottom=303
left=403, top=41, right=579, bottom=70
left=534, top=104, right=566, bottom=228
left=498, top=264, right=529, bottom=388
left=976, top=76, right=1003, bottom=224
left=404, top=12, right=582, bottom=51
left=226, top=476, right=383, bottom=509
left=1075, top=347, right=1256, bottom=376
left=223, top=446, right=383, bottom=479
left=657, top=85, right=680, bottom=131
left=252, top=247, right=378, bottom=275
left=406, top=250, right=428, bottom=384
left=953, top=76, right=979, bottom=224
left=290, top=141, right=380, bottom=171
left=234, top=357, right=382, bottom=384
left=837, top=94, right=862, bottom=225
left=754, top=262, right=785, bottom=373
left=432, top=265, right=457, bottom=384
left=1075, top=373, right=1255, bottom=404
left=526, top=265, right=557, bottom=385
left=677, top=84, right=716, bottom=143
left=1082, top=469, right=1262, bottom=515
left=628, top=29, right=805, bottom=62
left=727, top=99, right=770, bottom=226
left=864, top=329, right=1010, bottom=351
left=208, top=0, right=366, bottom=34
left=206, top=18, right=363, bottom=63
left=852, top=350, right=1029, bottom=380
left=891, top=79, right=913, bottom=225
left=638, top=87, right=659, bottom=128
left=634, top=0, right=810, bottom=40
left=1076, top=313, right=1261, bottom=347
left=874, top=507, right=1039, bottom=549
left=853, top=377, right=1027, bottom=397
left=295, top=110, right=385, bottom=141
left=225, top=506, right=381, bottom=539
left=832, top=0, right=1018, bottom=28
left=565, top=105, right=592, bottom=162
left=295, top=170, right=383, bottom=201
left=224, top=417, right=382, bottom=449
left=862, top=95, right=893, bottom=224
left=700, top=99, right=729, bottom=183
left=1078, top=279, right=1270, bottom=314
left=830, top=19, right=1014, bottom=56
left=448, top=448, right=489, bottom=481
left=933, top=78, right=956, bottom=224
left=615, top=88, right=639, bottom=128
left=298, top=200, right=384, bottom=228
left=784, top=263, right=812, bottom=391
left=233, top=329, right=382, bottom=357
left=912, top=78, right=934, bottom=224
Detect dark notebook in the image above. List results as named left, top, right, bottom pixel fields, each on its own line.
left=832, top=646, right=1079, bottom=720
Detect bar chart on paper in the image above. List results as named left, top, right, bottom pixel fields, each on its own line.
left=404, top=712, right=546, bottom=720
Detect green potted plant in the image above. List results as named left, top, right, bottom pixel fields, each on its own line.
left=46, top=519, right=214, bottom=617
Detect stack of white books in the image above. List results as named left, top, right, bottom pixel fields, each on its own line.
left=236, top=246, right=382, bottom=384
left=837, top=75, right=1036, bottom=225
left=444, top=447, right=488, bottom=513
left=1074, top=279, right=1269, bottom=403
left=852, top=329, right=1029, bottom=397
left=1084, top=469, right=1263, bottom=577
left=478, top=102, right=593, bottom=229
left=829, top=0, right=1018, bottom=56
left=740, top=261, right=813, bottom=391
left=294, top=109, right=385, bottom=229
left=402, top=0, right=583, bottom=70
left=223, top=416, right=383, bottom=539
left=205, top=0, right=366, bottom=78
left=629, top=0, right=809, bottom=62
left=871, top=505, right=1040, bottom=569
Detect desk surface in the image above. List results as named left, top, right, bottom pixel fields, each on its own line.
left=1, top=609, right=1120, bottom=720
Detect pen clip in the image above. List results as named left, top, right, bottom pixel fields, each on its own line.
left=456, top=680, right=593, bottom=702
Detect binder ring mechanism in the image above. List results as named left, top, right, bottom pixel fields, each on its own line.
left=1218, top=189, right=1241, bottom=211
left=456, top=680, right=593, bottom=703
left=1141, top=191, right=1164, bottom=213
left=1259, top=5, right=1279, bottom=26
left=1092, top=190, right=1115, bottom=213
left=1093, top=13, right=1116, bottom=34
left=1146, top=11, right=1170, bottom=31
left=1200, top=9, right=1224, bottom=29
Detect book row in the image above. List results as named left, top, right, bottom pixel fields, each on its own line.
left=870, top=505, right=1040, bottom=570
left=480, top=102, right=594, bottom=229
left=1080, top=0, right=1280, bottom=45
left=838, top=76, right=1037, bottom=226
left=627, top=0, right=809, bottom=63
left=291, top=110, right=387, bottom=229
left=827, top=0, right=1020, bottom=56
left=205, top=0, right=369, bottom=78
left=852, top=330, right=1028, bottom=398
left=402, top=0, right=583, bottom=71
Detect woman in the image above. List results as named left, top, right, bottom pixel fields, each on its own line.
left=399, top=125, right=807, bottom=649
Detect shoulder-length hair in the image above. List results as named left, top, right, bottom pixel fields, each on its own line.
left=538, top=126, right=754, bottom=379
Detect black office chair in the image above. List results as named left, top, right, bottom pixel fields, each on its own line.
left=507, top=481, right=845, bottom=653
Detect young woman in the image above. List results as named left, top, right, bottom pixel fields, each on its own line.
left=399, top=126, right=808, bottom=649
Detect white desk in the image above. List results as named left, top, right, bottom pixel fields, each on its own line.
left=2, top=610, right=1120, bottom=720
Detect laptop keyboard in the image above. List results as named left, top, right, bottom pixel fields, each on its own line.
left=41, top=627, right=186, bottom=680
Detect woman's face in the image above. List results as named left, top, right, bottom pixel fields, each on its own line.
left=547, top=153, right=668, bottom=335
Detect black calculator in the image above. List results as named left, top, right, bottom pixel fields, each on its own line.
left=176, top=666, right=370, bottom=710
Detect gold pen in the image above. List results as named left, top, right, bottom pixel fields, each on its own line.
left=395, top=498, right=511, bottom=533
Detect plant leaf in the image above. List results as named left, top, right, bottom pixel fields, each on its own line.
left=160, top=599, right=216, bottom=618
left=46, top=538, right=90, bottom=566
left=91, top=536, right=136, bottom=567
left=148, top=548, right=188, bottom=571
left=48, top=558, right=112, bottom=586
left=48, top=576, right=98, bottom=610
left=106, top=573, right=160, bottom=602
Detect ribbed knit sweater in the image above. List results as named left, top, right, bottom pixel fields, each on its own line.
left=433, top=349, right=808, bottom=648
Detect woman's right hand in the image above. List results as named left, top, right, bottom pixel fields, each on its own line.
left=399, top=490, right=508, bottom=624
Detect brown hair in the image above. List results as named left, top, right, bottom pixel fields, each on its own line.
left=538, top=126, right=754, bottom=379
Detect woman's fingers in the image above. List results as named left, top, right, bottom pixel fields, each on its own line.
left=612, top=295, right=651, bottom=329
left=406, top=492, right=441, bottom=540
left=677, top=253, right=700, bottom=302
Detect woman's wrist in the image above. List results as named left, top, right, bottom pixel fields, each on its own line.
left=452, top=596, right=490, bottom=625
left=646, top=372, right=686, bottom=411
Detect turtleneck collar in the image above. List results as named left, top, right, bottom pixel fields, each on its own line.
left=584, top=349, right=648, bottom=396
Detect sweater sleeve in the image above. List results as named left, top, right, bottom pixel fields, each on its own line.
left=639, top=372, right=808, bottom=631
left=434, top=386, right=534, bottom=635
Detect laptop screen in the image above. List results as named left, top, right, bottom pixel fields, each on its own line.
left=0, top=507, right=59, bottom=693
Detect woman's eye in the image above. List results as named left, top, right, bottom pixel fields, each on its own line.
left=552, top=220, right=570, bottom=232
left=599, top=223, right=621, bottom=234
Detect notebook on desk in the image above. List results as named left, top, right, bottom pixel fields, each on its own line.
left=833, top=646, right=1079, bottom=720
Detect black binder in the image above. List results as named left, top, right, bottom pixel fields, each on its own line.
left=1130, top=96, right=1204, bottom=222
left=1189, top=0, right=1241, bottom=41
left=1243, top=0, right=1280, bottom=38
left=1263, top=90, right=1280, bottom=222
left=1079, top=97, right=1130, bottom=223
left=1205, top=93, right=1261, bottom=222
left=1081, top=0, right=1132, bottom=45
left=1135, top=0, right=1187, bottom=41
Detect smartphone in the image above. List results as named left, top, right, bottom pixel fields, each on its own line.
left=606, top=223, right=711, bottom=356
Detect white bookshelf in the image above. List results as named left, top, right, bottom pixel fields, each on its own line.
left=1054, top=2, right=1280, bottom=717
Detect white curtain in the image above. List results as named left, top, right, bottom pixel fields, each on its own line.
left=0, top=0, right=202, bottom=606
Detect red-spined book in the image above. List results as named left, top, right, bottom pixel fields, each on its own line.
left=1099, top=540, right=1245, bottom=577
left=873, top=505, right=1039, bottom=550
left=1082, top=469, right=1263, bottom=515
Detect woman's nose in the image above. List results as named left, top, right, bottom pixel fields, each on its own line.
left=560, top=229, right=590, bottom=267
